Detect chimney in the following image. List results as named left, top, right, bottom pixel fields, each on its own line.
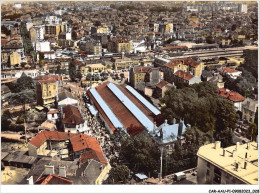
left=245, top=152, right=248, bottom=158
left=27, top=176, right=33, bottom=185
left=235, top=162, right=239, bottom=171
left=247, top=142, right=250, bottom=150
left=236, top=142, right=240, bottom=150
left=165, top=119, right=168, bottom=125
left=232, top=150, right=237, bottom=158
left=222, top=149, right=225, bottom=156
left=172, top=118, right=176, bottom=124
left=244, top=161, right=247, bottom=169
left=44, top=164, right=54, bottom=175
left=215, top=141, right=221, bottom=149
left=58, top=165, right=66, bottom=177
left=177, top=120, right=183, bottom=139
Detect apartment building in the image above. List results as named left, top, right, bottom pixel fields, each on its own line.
left=197, top=141, right=258, bottom=184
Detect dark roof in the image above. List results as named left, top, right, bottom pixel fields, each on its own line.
left=58, top=90, right=75, bottom=102
left=20, top=157, right=78, bottom=184
left=2, top=151, right=37, bottom=165
left=1, top=85, right=11, bottom=94
left=62, top=105, right=84, bottom=125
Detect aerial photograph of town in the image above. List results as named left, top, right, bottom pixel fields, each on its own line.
left=0, top=0, right=259, bottom=193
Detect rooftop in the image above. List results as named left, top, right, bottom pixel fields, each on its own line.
left=165, top=58, right=199, bottom=68
left=197, top=141, right=258, bottom=185
left=174, top=70, right=194, bottom=81
left=86, top=81, right=159, bottom=136
left=218, top=88, right=245, bottom=102
left=62, top=105, right=84, bottom=125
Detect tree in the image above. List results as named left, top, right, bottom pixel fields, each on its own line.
left=76, top=71, right=82, bottom=81
left=1, top=110, right=12, bottom=130
left=72, top=31, right=77, bottom=40
left=69, top=61, right=77, bottom=82
left=247, top=123, right=258, bottom=141
left=206, top=36, right=215, bottom=44
left=120, top=133, right=160, bottom=177
left=55, top=65, right=61, bottom=75
left=86, top=73, right=92, bottom=81
left=104, top=165, right=130, bottom=184
left=14, top=74, right=35, bottom=93
left=161, top=82, right=237, bottom=137
left=8, top=89, right=36, bottom=105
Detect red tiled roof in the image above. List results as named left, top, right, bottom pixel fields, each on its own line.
left=35, top=174, right=73, bottom=185
left=165, top=58, right=199, bottom=68
left=35, top=75, right=61, bottom=84
left=1, top=39, right=8, bottom=45
left=79, top=149, right=107, bottom=165
left=218, top=88, right=245, bottom=102
left=69, top=133, right=102, bottom=153
left=222, top=67, right=239, bottom=73
left=62, top=105, right=84, bottom=125
left=87, top=81, right=156, bottom=136
left=29, top=131, right=70, bottom=148
left=174, top=70, right=194, bottom=81
left=156, top=80, right=169, bottom=89
left=133, top=66, right=151, bottom=73
left=48, top=109, right=59, bottom=114
left=162, top=46, right=187, bottom=50
left=29, top=131, right=105, bottom=162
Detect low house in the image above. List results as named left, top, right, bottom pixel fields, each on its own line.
left=62, top=105, right=89, bottom=134
left=154, top=80, right=173, bottom=98
left=58, top=90, right=78, bottom=108
left=173, top=70, right=201, bottom=85
left=21, top=156, right=110, bottom=185
left=152, top=119, right=187, bottom=153
left=47, top=109, right=59, bottom=124
left=38, top=119, right=57, bottom=131
left=218, top=88, right=245, bottom=112
left=221, top=67, right=242, bottom=79
left=241, top=98, right=258, bottom=122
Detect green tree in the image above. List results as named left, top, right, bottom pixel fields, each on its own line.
left=206, top=36, right=215, bottom=44
left=14, top=74, right=35, bottom=93
left=76, top=71, right=82, bottom=81
left=120, top=132, right=160, bottom=177
left=1, top=110, right=12, bottom=130
left=242, top=49, right=258, bottom=79
left=247, top=123, right=258, bottom=141
left=161, top=82, right=237, bottom=138
left=69, top=61, right=77, bottom=82
left=104, top=165, right=130, bottom=184
left=8, top=89, right=36, bottom=105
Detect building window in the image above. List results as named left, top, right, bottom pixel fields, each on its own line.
left=206, top=169, right=210, bottom=176
left=207, top=162, right=210, bottom=168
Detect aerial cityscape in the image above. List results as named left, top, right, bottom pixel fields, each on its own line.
left=1, top=0, right=258, bottom=187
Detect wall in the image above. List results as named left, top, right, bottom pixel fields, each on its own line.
left=95, top=163, right=111, bottom=184
left=28, top=144, right=37, bottom=157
